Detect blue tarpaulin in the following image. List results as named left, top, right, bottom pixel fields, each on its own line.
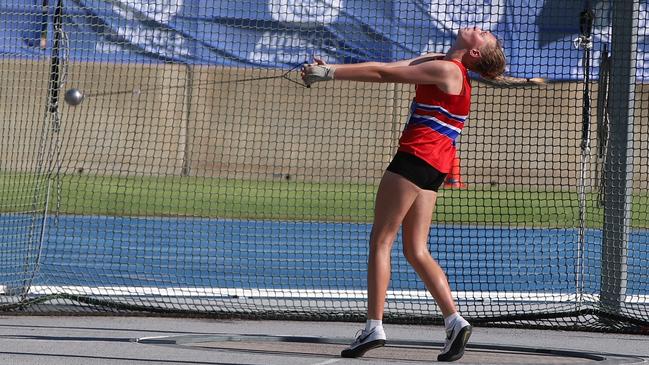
left=1, top=0, right=647, bottom=80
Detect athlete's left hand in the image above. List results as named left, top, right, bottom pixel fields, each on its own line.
left=301, top=57, right=336, bottom=86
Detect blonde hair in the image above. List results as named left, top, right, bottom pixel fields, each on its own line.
left=474, top=38, right=506, bottom=79
left=474, top=37, right=546, bottom=87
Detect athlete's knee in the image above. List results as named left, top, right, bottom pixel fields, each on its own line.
left=369, top=227, right=398, bottom=252
left=403, top=245, right=432, bottom=266
left=370, top=220, right=401, bottom=238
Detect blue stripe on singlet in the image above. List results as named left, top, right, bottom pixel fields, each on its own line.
left=408, top=114, right=461, bottom=141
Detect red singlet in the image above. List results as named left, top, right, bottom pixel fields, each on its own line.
left=397, top=60, right=471, bottom=173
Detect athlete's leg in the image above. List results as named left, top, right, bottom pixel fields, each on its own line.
left=401, top=189, right=472, bottom=362
left=341, top=170, right=421, bottom=358
left=401, top=189, right=457, bottom=317
left=367, top=170, right=421, bottom=320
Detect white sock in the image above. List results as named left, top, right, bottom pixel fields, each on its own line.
left=444, top=312, right=461, bottom=328
left=365, top=319, right=383, bottom=331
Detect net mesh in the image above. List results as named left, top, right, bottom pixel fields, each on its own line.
left=0, top=0, right=647, bottom=333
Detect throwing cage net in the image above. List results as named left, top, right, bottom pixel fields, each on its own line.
left=0, top=0, right=647, bottom=333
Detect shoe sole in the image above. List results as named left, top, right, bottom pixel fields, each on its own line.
left=340, top=339, right=386, bottom=358
left=437, top=325, right=472, bottom=362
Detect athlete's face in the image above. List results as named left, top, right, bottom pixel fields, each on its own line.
left=456, top=27, right=497, bottom=55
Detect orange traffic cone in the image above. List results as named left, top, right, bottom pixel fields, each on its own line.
left=444, top=156, right=466, bottom=189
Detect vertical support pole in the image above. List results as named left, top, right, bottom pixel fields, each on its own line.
left=600, top=0, right=637, bottom=314
left=181, top=63, right=193, bottom=176
left=576, top=7, right=594, bottom=303
left=21, top=0, right=64, bottom=300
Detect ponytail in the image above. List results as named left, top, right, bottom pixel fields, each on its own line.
left=473, top=35, right=546, bottom=87
left=478, top=75, right=547, bottom=87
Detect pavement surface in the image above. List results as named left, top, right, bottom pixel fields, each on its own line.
left=0, top=316, right=647, bottom=365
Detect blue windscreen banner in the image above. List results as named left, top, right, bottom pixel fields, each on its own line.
left=1, top=0, right=647, bottom=81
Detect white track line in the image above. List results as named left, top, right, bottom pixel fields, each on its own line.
left=310, top=359, right=341, bottom=365
left=1, top=285, right=647, bottom=303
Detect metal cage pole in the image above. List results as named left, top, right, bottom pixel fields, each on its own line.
left=575, top=6, right=594, bottom=306
left=600, top=0, right=638, bottom=316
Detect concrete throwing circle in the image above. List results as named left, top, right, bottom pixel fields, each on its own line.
left=135, top=334, right=646, bottom=364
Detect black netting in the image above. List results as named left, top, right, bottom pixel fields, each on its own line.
left=0, top=0, right=647, bottom=333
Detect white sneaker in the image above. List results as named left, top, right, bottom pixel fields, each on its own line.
left=340, top=326, right=386, bottom=358
left=437, top=318, right=472, bottom=362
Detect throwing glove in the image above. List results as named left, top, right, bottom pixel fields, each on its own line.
left=303, top=64, right=336, bottom=86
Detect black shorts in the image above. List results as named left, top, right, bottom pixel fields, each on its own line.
left=386, top=151, right=447, bottom=192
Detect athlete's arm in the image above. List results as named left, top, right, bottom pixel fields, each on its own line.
left=384, top=52, right=445, bottom=68
left=301, top=54, right=461, bottom=92
left=333, top=59, right=459, bottom=84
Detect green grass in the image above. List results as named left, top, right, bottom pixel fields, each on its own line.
left=1, top=173, right=648, bottom=228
